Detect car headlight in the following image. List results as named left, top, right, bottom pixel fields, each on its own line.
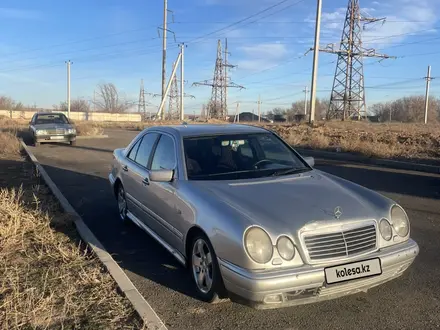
left=244, top=227, right=273, bottom=264
left=379, top=219, right=392, bottom=241
left=35, top=129, right=48, bottom=135
left=391, top=205, right=410, bottom=237
left=277, top=236, right=295, bottom=261
left=67, top=128, right=76, bottom=134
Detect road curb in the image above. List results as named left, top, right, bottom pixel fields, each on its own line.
left=296, top=148, right=440, bottom=175
left=77, top=135, right=109, bottom=139
left=19, top=139, right=167, bottom=330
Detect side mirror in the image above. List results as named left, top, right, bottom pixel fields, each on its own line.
left=303, top=156, right=315, bottom=167
left=149, top=169, right=174, bottom=182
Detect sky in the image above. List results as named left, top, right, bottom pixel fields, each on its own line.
left=1, top=0, right=440, bottom=115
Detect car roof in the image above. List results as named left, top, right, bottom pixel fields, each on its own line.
left=35, top=112, right=66, bottom=116
left=147, top=123, right=269, bottom=138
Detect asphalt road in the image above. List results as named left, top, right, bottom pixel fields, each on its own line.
left=29, top=129, right=440, bottom=330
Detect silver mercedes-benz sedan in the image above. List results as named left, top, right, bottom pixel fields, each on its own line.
left=29, top=112, right=77, bottom=146
left=108, top=123, right=419, bottom=309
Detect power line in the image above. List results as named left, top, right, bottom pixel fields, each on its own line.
left=0, top=45, right=179, bottom=74
left=174, top=19, right=432, bottom=24
left=185, top=0, right=305, bottom=45
left=0, top=37, right=161, bottom=67
left=0, top=23, right=162, bottom=58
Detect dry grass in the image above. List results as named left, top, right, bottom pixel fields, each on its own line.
left=0, top=115, right=27, bottom=134
left=74, top=122, right=104, bottom=136
left=0, top=132, right=21, bottom=157
left=0, top=162, right=144, bottom=329
left=257, top=121, right=440, bottom=161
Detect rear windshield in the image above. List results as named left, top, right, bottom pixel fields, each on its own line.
left=183, top=133, right=310, bottom=181
left=35, top=114, right=69, bottom=125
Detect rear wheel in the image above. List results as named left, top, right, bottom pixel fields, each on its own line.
left=190, top=233, right=226, bottom=303
left=117, top=184, right=128, bottom=222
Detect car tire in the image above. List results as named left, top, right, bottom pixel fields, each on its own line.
left=116, top=183, right=129, bottom=223
left=70, top=141, right=77, bottom=146
left=189, top=233, right=227, bottom=303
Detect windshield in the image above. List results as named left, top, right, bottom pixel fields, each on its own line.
left=35, top=114, right=69, bottom=125
left=183, top=133, right=310, bottom=181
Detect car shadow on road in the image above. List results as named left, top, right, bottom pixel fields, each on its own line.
left=43, top=142, right=115, bottom=153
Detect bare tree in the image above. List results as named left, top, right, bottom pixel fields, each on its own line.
left=92, top=83, right=131, bottom=113
left=54, top=99, right=90, bottom=112
left=0, top=96, right=14, bottom=110
left=266, top=107, right=288, bottom=120
left=369, top=96, right=439, bottom=122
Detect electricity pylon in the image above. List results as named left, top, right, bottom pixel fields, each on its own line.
left=168, top=63, right=180, bottom=120
left=309, top=0, right=395, bottom=120
left=138, top=79, right=146, bottom=115
left=193, top=39, right=244, bottom=119
left=138, top=79, right=160, bottom=120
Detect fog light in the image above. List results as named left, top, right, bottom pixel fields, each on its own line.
left=263, top=293, right=284, bottom=304
left=379, top=219, right=392, bottom=241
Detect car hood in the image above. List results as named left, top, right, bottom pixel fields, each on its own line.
left=33, top=123, right=73, bottom=129
left=191, top=170, right=384, bottom=233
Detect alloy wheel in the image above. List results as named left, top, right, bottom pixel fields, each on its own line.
left=192, top=238, right=214, bottom=294
left=117, top=185, right=127, bottom=221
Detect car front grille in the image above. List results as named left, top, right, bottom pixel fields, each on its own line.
left=47, top=128, right=65, bottom=135
left=304, top=224, right=377, bottom=262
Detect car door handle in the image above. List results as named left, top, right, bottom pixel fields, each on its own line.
left=122, top=165, right=128, bottom=172
left=142, top=178, right=150, bottom=186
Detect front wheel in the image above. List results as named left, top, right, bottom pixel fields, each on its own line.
left=70, top=140, right=77, bottom=146
left=117, top=184, right=128, bottom=222
left=190, top=234, right=227, bottom=303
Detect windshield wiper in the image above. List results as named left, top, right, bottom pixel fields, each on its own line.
left=271, top=167, right=310, bottom=177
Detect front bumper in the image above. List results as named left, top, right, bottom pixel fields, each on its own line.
left=219, top=239, right=419, bottom=309
left=35, top=134, right=76, bottom=143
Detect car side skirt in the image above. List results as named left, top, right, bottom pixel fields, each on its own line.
left=126, top=211, right=187, bottom=266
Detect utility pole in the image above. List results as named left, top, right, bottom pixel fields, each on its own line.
left=161, top=0, right=168, bottom=105
left=180, top=43, right=185, bottom=121
left=257, top=95, right=262, bottom=122
left=65, top=60, right=72, bottom=118
left=309, top=0, right=322, bottom=124
left=93, top=89, right=96, bottom=112
left=303, top=86, right=309, bottom=115
left=224, top=38, right=228, bottom=117
left=156, top=52, right=182, bottom=119
left=234, top=102, right=240, bottom=123
left=424, top=65, right=433, bottom=124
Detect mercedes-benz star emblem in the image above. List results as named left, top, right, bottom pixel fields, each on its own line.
left=334, top=206, right=343, bottom=219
